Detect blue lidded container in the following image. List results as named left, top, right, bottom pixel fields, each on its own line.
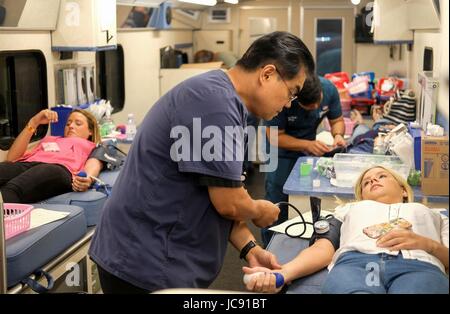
left=50, top=106, right=73, bottom=136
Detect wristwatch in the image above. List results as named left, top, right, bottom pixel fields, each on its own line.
left=239, top=240, right=257, bottom=260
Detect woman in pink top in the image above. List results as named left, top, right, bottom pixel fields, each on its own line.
left=0, top=109, right=103, bottom=203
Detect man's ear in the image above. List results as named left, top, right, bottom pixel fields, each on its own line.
left=260, top=64, right=277, bottom=82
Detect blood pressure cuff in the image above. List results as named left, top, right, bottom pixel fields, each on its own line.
left=309, top=217, right=342, bottom=251
left=89, top=144, right=127, bottom=171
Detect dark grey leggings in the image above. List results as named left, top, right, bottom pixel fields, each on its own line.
left=0, top=161, right=72, bottom=203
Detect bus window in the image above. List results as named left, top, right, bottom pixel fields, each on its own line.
left=96, top=45, right=125, bottom=113
left=316, top=19, right=343, bottom=76
left=0, top=51, right=47, bottom=150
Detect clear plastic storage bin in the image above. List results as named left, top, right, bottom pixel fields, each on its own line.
left=333, top=153, right=410, bottom=188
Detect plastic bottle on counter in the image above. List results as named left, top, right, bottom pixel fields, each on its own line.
left=126, top=113, right=137, bottom=141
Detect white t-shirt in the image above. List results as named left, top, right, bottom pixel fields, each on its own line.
left=329, top=200, right=449, bottom=273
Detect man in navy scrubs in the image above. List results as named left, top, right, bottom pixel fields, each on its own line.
left=89, top=32, right=315, bottom=293
left=261, top=75, right=346, bottom=247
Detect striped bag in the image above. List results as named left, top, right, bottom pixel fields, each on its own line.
left=383, top=90, right=416, bottom=124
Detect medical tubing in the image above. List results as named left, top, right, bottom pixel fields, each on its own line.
left=275, top=201, right=313, bottom=239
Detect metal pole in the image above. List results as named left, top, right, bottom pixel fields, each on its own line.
left=0, top=192, right=7, bottom=293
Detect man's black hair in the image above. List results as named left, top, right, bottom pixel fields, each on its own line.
left=236, top=31, right=315, bottom=80
left=297, top=74, right=322, bottom=106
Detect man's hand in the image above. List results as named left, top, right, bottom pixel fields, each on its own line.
left=72, top=175, right=93, bottom=192
left=246, top=245, right=282, bottom=269
left=251, top=200, right=280, bottom=228
left=242, top=266, right=283, bottom=293
left=305, top=140, right=331, bottom=156
left=333, top=134, right=346, bottom=147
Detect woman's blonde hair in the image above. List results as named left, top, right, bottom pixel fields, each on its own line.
left=354, top=165, right=414, bottom=203
left=68, top=109, right=101, bottom=144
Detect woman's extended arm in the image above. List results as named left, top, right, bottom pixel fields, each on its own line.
left=84, top=158, right=103, bottom=178
left=243, top=238, right=335, bottom=293
left=280, top=238, right=335, bottom=282
left=6, top=109, right=58, bottom=161
left=72, top=158, right=103, bottom=192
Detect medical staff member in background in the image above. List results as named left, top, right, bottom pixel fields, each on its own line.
left=89, top=31, right=316, bottom=293
left=261, top=75, right=346, bottom=247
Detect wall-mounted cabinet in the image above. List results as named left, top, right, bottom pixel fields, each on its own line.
left=0, top=0, right=60, bottom=30
left=406, top=0, right=441, bottom=30
left=372, top=0, right=441, bottom=44
left=372, top=0, right=413, bottom=44
left=52, top=0, right=117, bottom=51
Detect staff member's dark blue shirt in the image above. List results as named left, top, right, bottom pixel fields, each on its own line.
left=89, top=70, right=247, bottom=291
left=265, top=76, right=342, bottom=159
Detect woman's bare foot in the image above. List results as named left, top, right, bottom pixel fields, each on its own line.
left=350, top=109, right=364, bottom=125
left=371, top=105, right=383, bottom=121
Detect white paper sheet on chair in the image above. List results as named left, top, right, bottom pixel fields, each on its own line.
left=269, top=210, right=333, bottom=238
left=29, top=208, right=70, bottom=230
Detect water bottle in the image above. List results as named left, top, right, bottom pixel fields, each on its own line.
left=100, top=105, right=115, bottom=137
left=126, top=113, right=137, bottom=141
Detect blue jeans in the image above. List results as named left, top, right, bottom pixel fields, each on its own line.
left=262, top=157, right=297, bottom=247
left=348, top=124, right=371, bottom=144
left=322, top=251, right=449, bottom=294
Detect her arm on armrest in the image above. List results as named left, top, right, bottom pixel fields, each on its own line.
left=84, top=158, right=103, bottom=178
left=72, top=158, right=103, bottom=192
left=243, top=238, right=335, bottom=293
left=280, top=238, right=335, bottom=283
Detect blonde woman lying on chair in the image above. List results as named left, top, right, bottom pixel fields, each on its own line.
left=244, top=166, right=449, bottom=294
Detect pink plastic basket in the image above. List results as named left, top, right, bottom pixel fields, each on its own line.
left=340, top=99, right=352, bottom=112
left=3, top=203, right=33, bottom=240
left=323, top=117, right=355, bottom=136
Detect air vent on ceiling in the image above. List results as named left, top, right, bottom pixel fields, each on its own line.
left=175, top=8, right=201, bottom=20
left=208, top=7, right=230, bottom=23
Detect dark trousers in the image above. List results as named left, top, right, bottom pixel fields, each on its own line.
left=0, top=161, right=72, bottom=203
left=97, top=264, right=150, bottom=294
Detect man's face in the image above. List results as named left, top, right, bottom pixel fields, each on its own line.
left=254, top=65, right=307, bottom=120
left=298, top=92, right=323, bottom=111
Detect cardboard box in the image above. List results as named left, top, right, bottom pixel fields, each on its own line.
left=421, top=133, right=449, bottom=196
